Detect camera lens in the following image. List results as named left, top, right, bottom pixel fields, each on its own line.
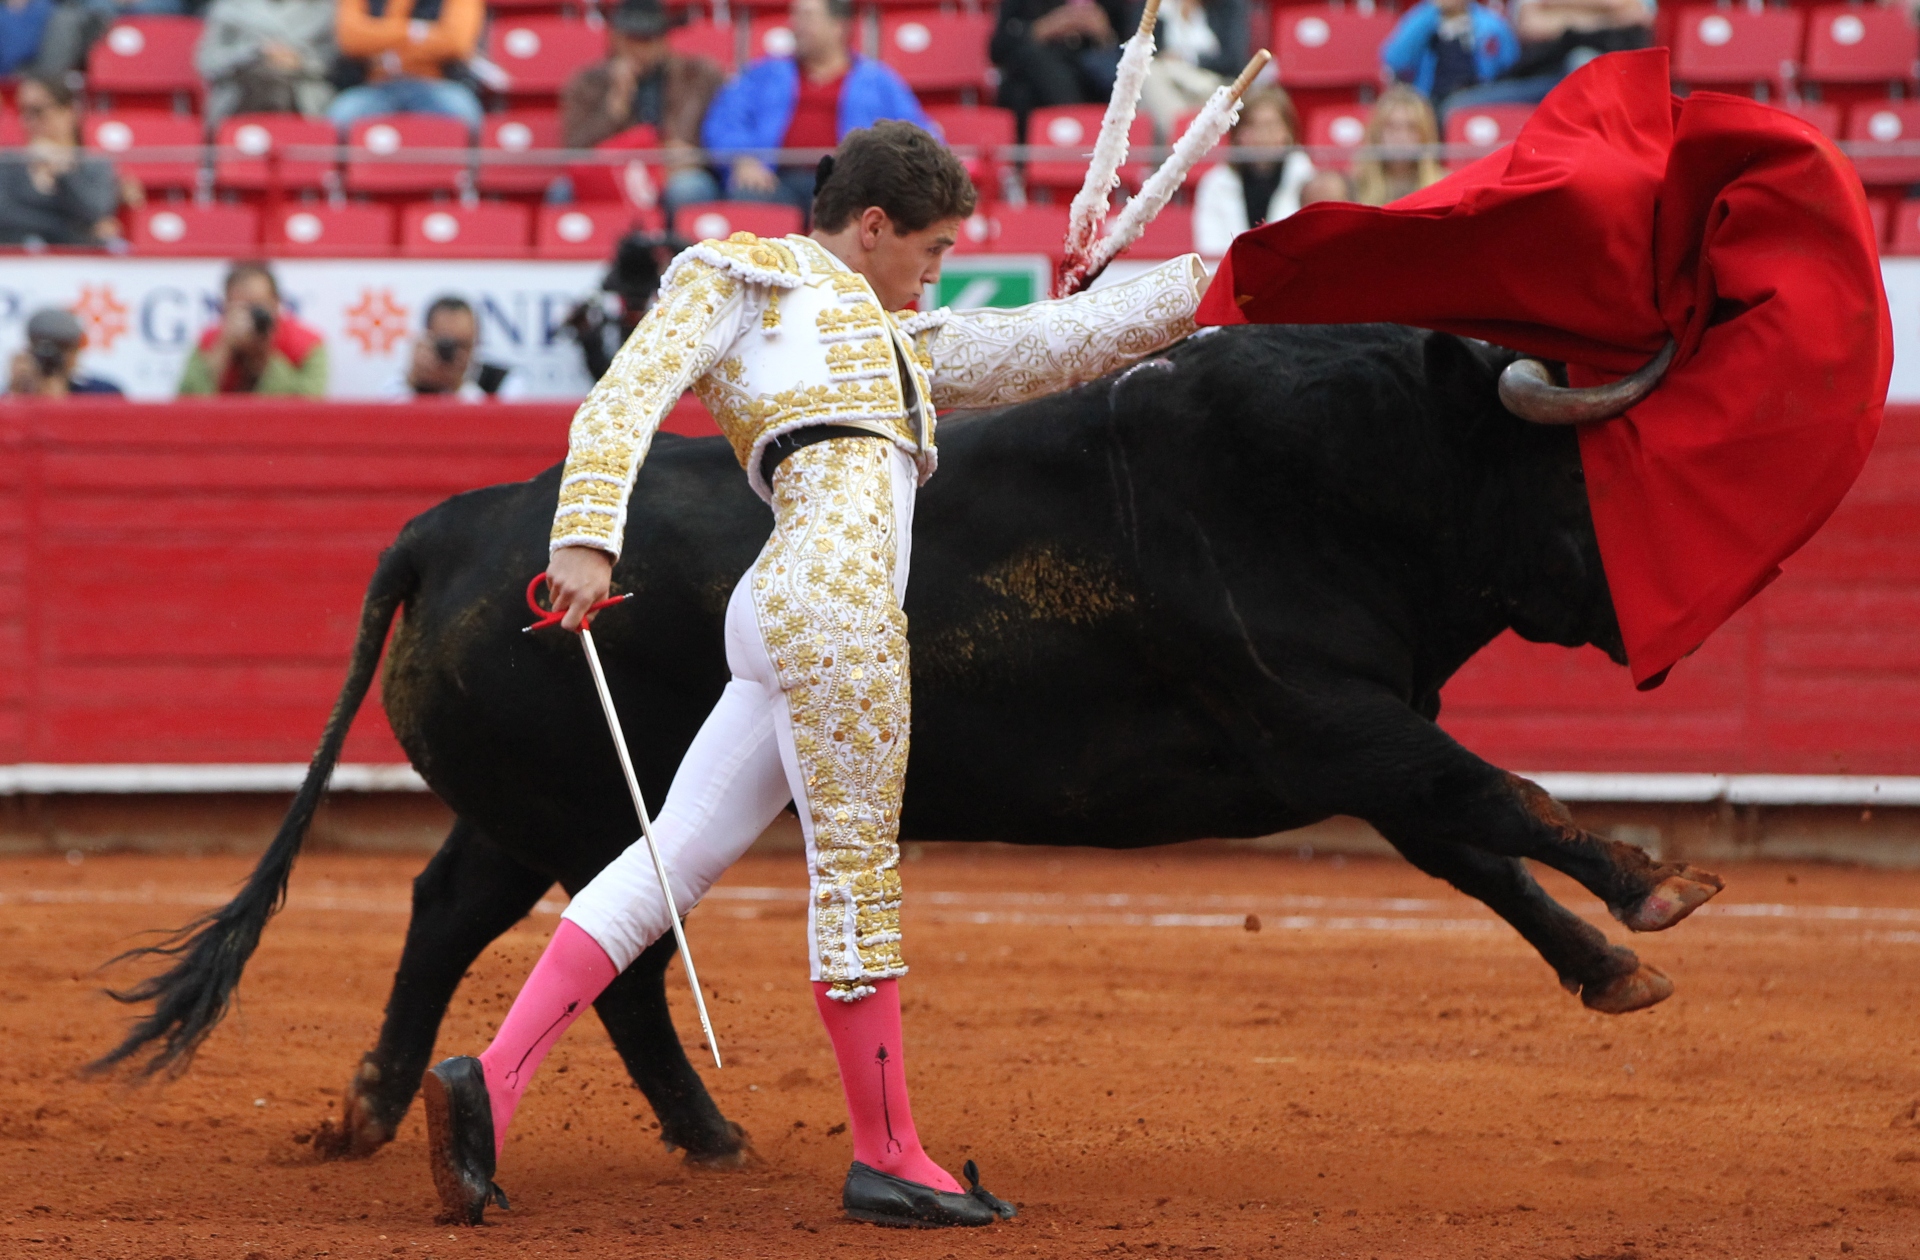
left=250, top=305, right=275, bottom=336
left=433, top=337, right=462, bottom=364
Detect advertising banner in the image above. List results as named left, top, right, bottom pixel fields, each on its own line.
left=0, top=257, right=604, bottom=401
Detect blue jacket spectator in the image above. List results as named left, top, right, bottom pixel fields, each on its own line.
left=1380, top=0, right=1519, bottom=110
left=0, top=0, right=51, bottom=75
left=701, top=56, right=928, bottom=170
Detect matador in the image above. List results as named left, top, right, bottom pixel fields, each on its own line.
left=423, top=121, right=1208, bottom=1228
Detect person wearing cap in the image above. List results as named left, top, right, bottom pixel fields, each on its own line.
left=6, top=308, right=121, bottom=398
left=700, top=0, right=928, bottom=215
left=559, top=0, right=725, bottom=213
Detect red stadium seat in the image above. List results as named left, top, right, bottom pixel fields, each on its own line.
left=669, top=19, right=737, bottom=69
left=673, top=200, right=804, bottom=241
left=85, top=111, right=203, bottom=193
left=1670, top=6, right=1803, bottom=95
left=1444, top=102, right=1531, bottom=166
left=479, top=110, right=564, bottom=195
left=399, top=201, right=533, bottom=257
left=0, top=110, right=22, bottom=145
left=925, top=104, right=1014, bottom=199
left=128, top=202, right=259, bottom=255
left=214, top=113, right=338, bottom=193
left=345, top=114, right=471, bottom=195
left=1849, top=100, right=1920, bottom=184
left=879, top=12, right=994, bottom=95
left=266, top=203, right=397, bottom=256
left=1104, top=202, right=1192, bottom=260
left=1024, top=105, right=1151, bottom=198
left=1774, top=98, right=1842, bottom=139
left=951, top=202, right=1069, bottom=259
left=1275, top=7, right=1395, bottom=91
left=567, top=123, right=667, bottom=211
left=537, top=203, right=638, bottom=258
left=488, top=18, right=606, bottom=97
left=1801, top=5, right=1919, bottom=88
left=1305, top=103, right=1369, bottom=171
left=748, top=15, right=796, bottom=62
left=86, top=17, right=203, bottom=103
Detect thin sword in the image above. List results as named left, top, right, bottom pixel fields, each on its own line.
left=577, top=624, right=723, bottom=1070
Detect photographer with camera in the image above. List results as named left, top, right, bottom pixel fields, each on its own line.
left=178, top=261, right=329, bottom=397
left=383, top=294, right=516, bottom=401
left=6, top=308, right=121, bottom=398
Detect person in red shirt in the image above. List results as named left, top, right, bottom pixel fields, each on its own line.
left=700, top=0, right=929, bottom=217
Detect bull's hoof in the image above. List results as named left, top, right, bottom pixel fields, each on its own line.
left=1617, top=867, right=1724, bottom=932
left=423, top=1057, right=509, bottom=1226
left=1581, top=964, right=1674, bottom=1014
left=677, top=1121, right=757, bottom=1170
left=309, top=1057, right=397, bottom=1160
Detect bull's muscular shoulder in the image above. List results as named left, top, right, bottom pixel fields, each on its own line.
left=660, top=231, right=806, bottom=291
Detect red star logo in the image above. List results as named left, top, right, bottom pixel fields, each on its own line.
left=71, top=285, right=129, bottom=350
left=343, top=288, right=411, bottom=354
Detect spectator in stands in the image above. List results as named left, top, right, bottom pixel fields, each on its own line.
left=1352, top=85, right=1444, bottom=207
left=0, top=74, right=122, bottom=247
left=6, top=308, right=122, bottom=397
left=0, top=0, right=51, bottom=75
left=384, top=295, right=520, bottom=400
left=1380, top=0, right=1519, bottom=124
left=197, top=0, right=337, bottom=126
left=178, top=262, right=329, bottom=397
left=561, top=0, right=724, bottom=212
left=1138, top=0, right=1248, bottom=141
left=701, top=0, right=926, bottom=215
left=31, top=0, right=185, bottom=81
left=1442, top=0, right=1651, bottom=113
left=990, top=0, right=1131, bottom=139
left=327, top=0, right=483, bottom=134
left=1299, top=168, right=1350, bottom=207
left=1192, top=86, right=1312, bottom=257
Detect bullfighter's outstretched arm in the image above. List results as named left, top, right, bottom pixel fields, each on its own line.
left=551, top=255, right=754, bottom=557
left=907, top=254, right=1210, bottom=411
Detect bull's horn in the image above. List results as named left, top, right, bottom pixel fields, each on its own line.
left=1498, top=340, right=1676, bottom=425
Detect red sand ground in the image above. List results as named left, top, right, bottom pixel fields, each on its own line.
left=4, top=845, right=1920, bottom=1259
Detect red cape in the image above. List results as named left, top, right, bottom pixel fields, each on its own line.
left=1198, top=50, right=1891, bottom=688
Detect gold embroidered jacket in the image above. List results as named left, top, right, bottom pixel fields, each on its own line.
left=552, top=232, right=1210, bottom=556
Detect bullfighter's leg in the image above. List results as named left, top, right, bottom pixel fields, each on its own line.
left=312, top=819, right=552, bottom=1160
left=1309, top=688, right=1721, bottom=931
left=1371, top=827, right=1673, bottom=1013
left=590, top=930, right=752, bottom=1166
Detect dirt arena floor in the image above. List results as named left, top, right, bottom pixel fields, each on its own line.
left=4, top=844, right=1920, bottom=1259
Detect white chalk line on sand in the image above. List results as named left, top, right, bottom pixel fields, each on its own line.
left=5, top=885, right=1920, bottom=941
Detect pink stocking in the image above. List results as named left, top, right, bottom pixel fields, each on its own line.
left=476, top=919, right=618, bottom=1159
left=812, top=978, right=962, bottom=1192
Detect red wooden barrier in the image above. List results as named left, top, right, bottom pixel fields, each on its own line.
left=0, top=399, right=1911, bottom=775
left=0, top=396, right=716, bottom=766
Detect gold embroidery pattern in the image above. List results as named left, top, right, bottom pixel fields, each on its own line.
left=816, top=303, right=885, bottom=341
left=762, top=286, right=782, bottom=331
left=825, top=337, right=894, bottom=378
left=750, top=439, right=910, bottom=1000
left=552, top=261, right=742, bottom=554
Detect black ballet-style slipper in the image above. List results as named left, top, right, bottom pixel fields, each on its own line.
left=842, top=1158, right=1018, bottom=1228
left=422, top=1056, right=510, bottom=1225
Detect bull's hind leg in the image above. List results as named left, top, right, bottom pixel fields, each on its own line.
left=590, top=929, right=753, bottom=1167
left=1374, top=828, right=1672, bottom=1013
left=1316, top=690, right=1722, bottom=932
left=312, top=820, right=552, bottom=1159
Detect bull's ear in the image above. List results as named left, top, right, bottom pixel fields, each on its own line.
left=1422, top=332, right=1499, bottom=416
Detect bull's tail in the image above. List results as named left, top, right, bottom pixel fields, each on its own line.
left=87, top=538, right=420, bottom=1078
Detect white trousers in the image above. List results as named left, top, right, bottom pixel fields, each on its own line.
left=564, top=440, right=919, bottom=994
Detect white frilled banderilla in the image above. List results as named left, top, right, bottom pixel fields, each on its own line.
left=524, top=576, right=724, bottom=1069
left=1056, top=22, right=1273, bottom=297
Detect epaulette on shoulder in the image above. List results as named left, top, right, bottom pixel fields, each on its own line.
left=893, top=308, right=949, bottom=337
left=662, top=232, right=805, bottom=291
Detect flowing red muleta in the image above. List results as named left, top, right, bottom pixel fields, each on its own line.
left=1197, top=48, right=1892, bottom=689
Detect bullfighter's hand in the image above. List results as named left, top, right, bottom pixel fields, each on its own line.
left=548, top=545, right=615, bottom=631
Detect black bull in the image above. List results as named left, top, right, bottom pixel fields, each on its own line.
left=97, top=323, right=1724, bottom=1168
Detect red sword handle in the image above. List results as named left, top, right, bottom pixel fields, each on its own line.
left=525, top=573, right=632, bottom=633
